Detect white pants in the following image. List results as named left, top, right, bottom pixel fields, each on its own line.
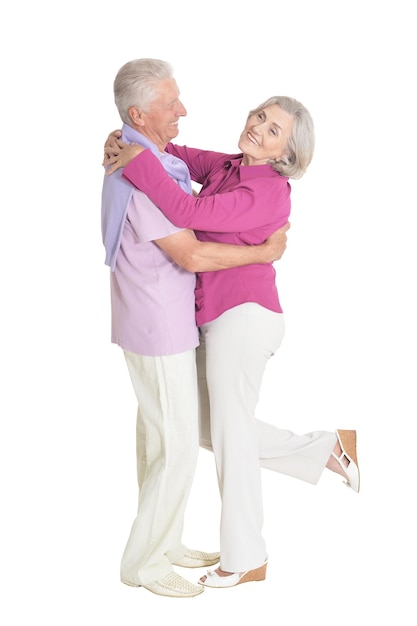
left=197, top=303, right=336, bottom=572
left=121, top=349, right=199, bottom=585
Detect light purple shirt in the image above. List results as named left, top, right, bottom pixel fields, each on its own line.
left=102, top=125, right=199, bottom=356
left=110, top=189, right=199, bottom=356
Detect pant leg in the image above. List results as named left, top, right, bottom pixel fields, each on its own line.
left=201, top=303, right=285, bottom=573
left=198, top=322, right=335, bottom=486
left=258, top=423, right=336, bottom=484
left=196, top=333, right=211, bottom=451
left=120, top=349, right=199, bottom=586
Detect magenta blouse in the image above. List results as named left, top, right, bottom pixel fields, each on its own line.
left=122, top=143, right=291, bottom=326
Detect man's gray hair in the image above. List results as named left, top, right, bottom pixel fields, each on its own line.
left=114, top=58, right=174, bottom=124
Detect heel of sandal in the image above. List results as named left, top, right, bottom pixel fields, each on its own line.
left=239, top=561, right=267, bottom=585
left=333, top=429, right=360, bottom=492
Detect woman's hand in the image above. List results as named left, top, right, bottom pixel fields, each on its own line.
left=102, top=130, right=146, bottom=175
left=104, top=129, right=122, bottom=151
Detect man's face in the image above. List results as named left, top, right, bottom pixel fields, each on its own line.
left=141, top=78, right=187, bottom=151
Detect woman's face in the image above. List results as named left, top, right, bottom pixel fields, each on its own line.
left=238, top=104, right=293, bottom=166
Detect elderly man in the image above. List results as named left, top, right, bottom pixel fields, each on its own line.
left=101, top=58, right=288, bottom=597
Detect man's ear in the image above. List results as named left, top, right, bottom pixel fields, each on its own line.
left=128, top=106, right=145, bottom=127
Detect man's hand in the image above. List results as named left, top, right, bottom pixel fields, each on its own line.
left=102, top=130, right=145, bottom=175
left=263, top=222, right=290, bottom=262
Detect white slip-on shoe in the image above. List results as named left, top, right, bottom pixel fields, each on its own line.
left=173, top=549, right=220, bottom=568
left=199, top=560, right=267, bottom=588
left=332, top=429, right=360, bottom=492
left=122, top=571, right=204, bottom=597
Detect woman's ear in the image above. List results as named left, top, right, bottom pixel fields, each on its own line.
left=276, top=153, right=289, bottom=165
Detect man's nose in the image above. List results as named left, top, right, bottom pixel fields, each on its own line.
left=178, top=101, right=187, bottom=116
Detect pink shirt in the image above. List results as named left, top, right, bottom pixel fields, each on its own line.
left=123, top=144, right=291, bottom=326
left=111, top=188, right=199, bottom=356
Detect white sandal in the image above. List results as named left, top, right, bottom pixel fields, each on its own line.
left=332, top=429, right=360, bottom=492
left=199, top=560, right=267, bottom=588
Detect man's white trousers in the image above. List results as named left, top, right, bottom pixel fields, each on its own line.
left=121, top=349, right=199, bottom=585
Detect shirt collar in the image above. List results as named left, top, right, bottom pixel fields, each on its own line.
left=227, top=155, right=287, bottom=180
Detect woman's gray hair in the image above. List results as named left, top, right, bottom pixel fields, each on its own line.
left=114, top=58, right=174, bottom=124
left=249, top=96, right=315, bottom=179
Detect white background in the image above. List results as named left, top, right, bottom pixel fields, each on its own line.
left=1, top=1, right=416, bottom=624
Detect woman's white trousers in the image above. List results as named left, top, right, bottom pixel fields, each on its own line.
left=197, top=303, right=336, bottom=573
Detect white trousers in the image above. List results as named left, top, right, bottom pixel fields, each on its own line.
left=197, top=303, right=336, bottom=572
left=121, top=349, right=199, bottom=585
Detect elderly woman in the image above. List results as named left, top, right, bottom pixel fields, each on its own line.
left=103, top=95, right=359, bottom=589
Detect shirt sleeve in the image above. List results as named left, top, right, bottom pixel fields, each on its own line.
left=166, top=143, right=232, bottom=185
left=127, top=188, right=184, bottom=243
left=123, top=150, right=290, bottom=233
